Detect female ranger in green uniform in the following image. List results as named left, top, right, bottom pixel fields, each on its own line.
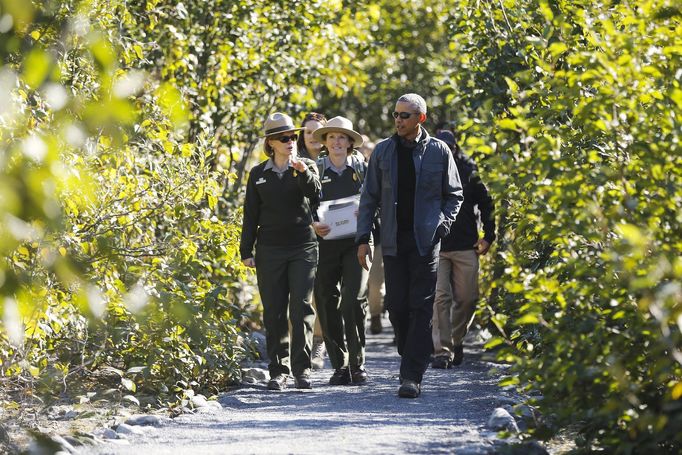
left=240, top=113, right=321, bottom=390
left=311, top=116, right=370, bottom=385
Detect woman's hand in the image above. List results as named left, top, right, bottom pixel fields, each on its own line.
left=242, top=257, right=256, bottom=268
left=312, top=221, right=331, bottom=238
left=291, top=157, right=307, bottom=173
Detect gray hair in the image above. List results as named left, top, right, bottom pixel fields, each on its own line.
left=397, top=93, right=427, bottom=114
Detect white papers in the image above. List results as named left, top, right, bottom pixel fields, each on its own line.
left=317, top=194, right=360, bottom=240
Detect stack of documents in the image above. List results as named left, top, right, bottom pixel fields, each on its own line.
left=316, top=194, right=361, bottom=240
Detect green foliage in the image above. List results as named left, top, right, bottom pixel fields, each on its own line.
left=0, top=0, right=377, bottom=403
left=0, top=0, right=256, bottom=399
left=433, top=0, right=681, bottom=452
left=313, top=0, right=681, bottom=452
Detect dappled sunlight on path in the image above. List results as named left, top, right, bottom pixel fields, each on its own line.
left=93, top=329, right=513, bottom=454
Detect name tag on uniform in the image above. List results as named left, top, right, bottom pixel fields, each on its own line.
left=321, top=177, right=332, bottom=184
left=256, top=177, right=266, bottom=185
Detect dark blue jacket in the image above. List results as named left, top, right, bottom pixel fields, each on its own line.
left=441, top=151, right=495, bottom=251
left=355, top=127, right=463, bottom=256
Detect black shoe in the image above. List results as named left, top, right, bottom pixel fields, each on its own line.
left=329, top=367, right=351, bottom=385
left=431, top=355, right=452, bottom=369
left=452, top=345, right=464, bottom=366
left=267, top=374, right=287, bottom=391
left=351, top=367, right=368, bottom=384
left=398, top=380, right=421, bottom=398
left=295, top=373, right=312, bottom=389
left=369, top=315, right=383, bottom=334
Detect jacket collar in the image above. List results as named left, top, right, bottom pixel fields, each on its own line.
left=392, top=125, right=430, bottom=146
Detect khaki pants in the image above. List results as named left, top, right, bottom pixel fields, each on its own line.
left=312, top=296, right=323, bottom=339
left=367, top=243, right=385, bottom=317
left=432, top=250, right=479, bottom=358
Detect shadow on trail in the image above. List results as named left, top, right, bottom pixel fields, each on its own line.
left=206, top=330, right=506, bottom=454
left=93, top=329, right=509, bottom=455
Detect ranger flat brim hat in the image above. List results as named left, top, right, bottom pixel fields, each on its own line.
left=263, top=112, right=303, bottom=137
left=312, top=116, right=364, bottom=146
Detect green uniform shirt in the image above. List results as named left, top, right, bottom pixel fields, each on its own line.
left=240, top=157, right=320, bottom=260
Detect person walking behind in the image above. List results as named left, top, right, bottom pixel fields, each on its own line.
left=240, top=112, right=321, bottom=391
left=359, top=136, right=386, bottom=335
left=297, top=112, right=327, bottom=160
left=311, top=116, right=370, bottom=386
left=356, top=94, right=463, bottom=398
left=431, top=130, right=495, bottom=368
left=297, top=112, right=329, bottom=369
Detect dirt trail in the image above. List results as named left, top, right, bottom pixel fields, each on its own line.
left=92, top=330, right=513, bottom=455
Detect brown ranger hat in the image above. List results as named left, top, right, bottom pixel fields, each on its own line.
left=263, top=112, right=303, bottom=137
left=312, top=116, right=364, bottom=146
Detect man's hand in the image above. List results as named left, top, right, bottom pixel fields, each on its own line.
left=474, top=239, right=491, bottom=255
left=242, top=257, right=256, bottom=268
left=312, top=221, right=331, bottom=238
left=357, top=243, right=373, bottom=271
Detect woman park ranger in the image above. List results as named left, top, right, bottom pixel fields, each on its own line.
left=296, top=112, right=330, bottom=370
left=240, top=112, right=321, bottom=390
left=311, top=116, right=370, bottom=385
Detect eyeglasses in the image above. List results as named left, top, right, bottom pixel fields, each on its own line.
left=392, top=111, right=419, bottom=119
left=273, top=134, right=298, bottom=143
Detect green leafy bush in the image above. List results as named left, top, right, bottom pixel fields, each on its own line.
left=436, top=0, right=682, bottom=452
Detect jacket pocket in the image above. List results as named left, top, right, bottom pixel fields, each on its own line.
left=379, top=158, right=392, bottom=190
left=420, top=161, right=442, bottom=196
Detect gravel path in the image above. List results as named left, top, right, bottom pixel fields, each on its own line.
left=92, top=328, right=514, bottom=455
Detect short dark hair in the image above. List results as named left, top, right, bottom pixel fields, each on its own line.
left=397, top=93, right=427, bottom=114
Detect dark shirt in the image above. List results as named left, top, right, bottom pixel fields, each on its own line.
left=239, top=158, right=320, bottom=259
left=396, top=138, right=417, bottom=232
left=311, top=159, right=365, bottom=240
left=317, top=165, right=363, bottom=202
left=440, top=151, right=496, bottom=251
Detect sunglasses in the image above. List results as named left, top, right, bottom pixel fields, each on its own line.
left=392, top=111, right=419, bottom=119
left=272, top=134, right=298, bottom=143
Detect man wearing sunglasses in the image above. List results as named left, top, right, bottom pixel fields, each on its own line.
left=356, top=93, right=463, bottom=398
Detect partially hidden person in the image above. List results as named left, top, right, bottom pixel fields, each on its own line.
left=296, top=112, right=329, bottom=369
left=431, top=129, right=495, bottom=369
left=359, top=135, right=386, bottom=336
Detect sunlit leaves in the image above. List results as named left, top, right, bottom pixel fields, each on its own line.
left=155, top=82, right=188, bottom=130
left=21, top=48, right=52, bottom=89
left=450, top=0, right=682, bottom=451
left=0, top=0, right=36, bottom=34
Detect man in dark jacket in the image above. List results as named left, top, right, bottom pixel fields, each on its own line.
left=431, top=130, right=495, bottom=368
left=356, top=94, right=463, bottom=398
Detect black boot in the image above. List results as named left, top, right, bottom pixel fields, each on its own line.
left=452, top=345, right=464, bottom=366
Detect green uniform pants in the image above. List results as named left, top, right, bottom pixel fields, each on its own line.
left=256, top=242, right=317, bottom=377
left=314, top=237, right=368, bottom=370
